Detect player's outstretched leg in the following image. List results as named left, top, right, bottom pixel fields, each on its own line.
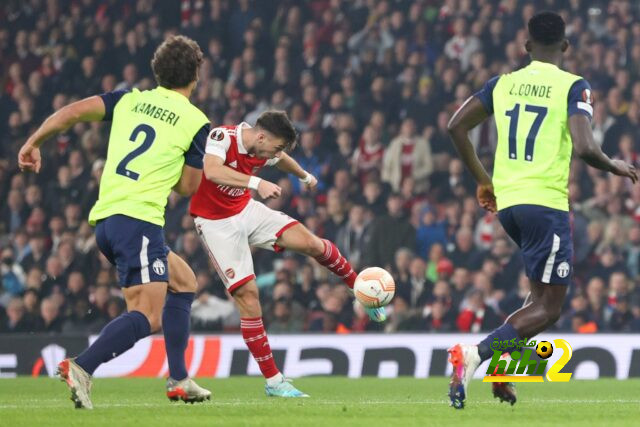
left=163, top=252, right=211, bottom=403
left=448, top=282, right=566, bottom=409
left=275, top=224, right=386, bottom=322
left=59, top=283, right=164, bottom=409
left=233, top=281, right=308, bottom=397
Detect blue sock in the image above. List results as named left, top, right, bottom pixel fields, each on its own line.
left=477, top=323, right=521, bottom=362
left=75, top=311, right=150, bottom=375
left=162, top=292, right=194, bottom=381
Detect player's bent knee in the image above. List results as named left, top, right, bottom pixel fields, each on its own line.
left=168, top=252, right=197, bottom=293
left=232, top=283, right=261, bottom=317
left=233, top=285, right=259, bottom=303
left=132, top=308, right=162, bottom=332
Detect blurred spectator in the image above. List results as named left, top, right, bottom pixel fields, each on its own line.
left=335, top=204, right=371, bottom=271
left=608, top=293, right=634, bottom=331
left=0, top=297, right=34, bottom=333
left=2, top=190, right=28, bottom=233
left=1, top=247, right=25, bottom=304
left=264, top=281, right=306, bottom=330
left=352, top=125, right=385, bottom=184
left=424, top=299, right=456, bottom=332
left=572, top=311, right=599, bottom=333
left=191, top=290, right=238, bottom=332
left=35, top=297, right=63, bottom=333
left=381, top=118, right=433, bottom=193
left=444, top=17, right=482, bottom=71
left=364, top=193, right=416, bottom=270
left=447, top=227, right=483, bottom=271
left=416, top=205, right=448, bottom=259
left=456, top=288, right=501, bottom=333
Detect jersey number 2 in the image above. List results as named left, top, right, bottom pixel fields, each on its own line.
left=116, top=124, right=156, bottom=180
left=505, top=104, right=547, bottom=161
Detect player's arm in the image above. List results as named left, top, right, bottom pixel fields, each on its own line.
left=203, top=127, right=282, bottom=199
left=272, top=152, right=318, bottom=188
left=447, top=96, right=496, bottom=212
left=570, top=115, right=636, bottom=182
left=18, top=96, right=106, bottom=173
left=172, top=123, right=209, bottom=196
left=173, top=165, right=202, bottom=196
left=203, top=154, right=282, bottom=199
left=567, top=80, right=637, bottom=182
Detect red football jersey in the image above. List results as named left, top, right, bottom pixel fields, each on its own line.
left=190, top=122, right=278, bottom=220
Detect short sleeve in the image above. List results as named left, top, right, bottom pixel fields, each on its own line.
left=99, top=90, right=129, bottom=121
left=184, top=123, right=210, bottom=169
left=473, top=75, right=500, bottom=115
left=567, top=79, right=593, bottom=120
left=205, top=127, right=232, bottom=161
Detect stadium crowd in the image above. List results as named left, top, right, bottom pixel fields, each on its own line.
left=1, top=0, right=640, bottom=335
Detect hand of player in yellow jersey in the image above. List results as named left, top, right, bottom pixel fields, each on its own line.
left=477, top=184, right=497, bottom=213
left=610, top=159, right=638, bottom=184
left=18, top=143, right=42, bottom=173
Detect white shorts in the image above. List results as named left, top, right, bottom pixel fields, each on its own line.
left=194, top=198, right=298, bottom=292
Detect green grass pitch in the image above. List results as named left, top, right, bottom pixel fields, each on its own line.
left=2, top=377, right=638, bottom=426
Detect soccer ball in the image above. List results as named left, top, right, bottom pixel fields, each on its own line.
left=354, top=267, right=395, bottom=308
left=536, top=341, right=554, bottom=359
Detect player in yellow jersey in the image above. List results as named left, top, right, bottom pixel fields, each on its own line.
left=444, top=11, right=637, bottom=409
left=18, top=36, right=211, bottom=408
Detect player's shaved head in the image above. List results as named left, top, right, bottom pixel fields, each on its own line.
left=525, top=11, right=568, bottom=64
left=151, top=35, right=203, bottom=89
left=528, top=11, right=565, bottom=46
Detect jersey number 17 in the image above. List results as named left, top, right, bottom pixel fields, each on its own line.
left=504, top=103, right=548, bottom=162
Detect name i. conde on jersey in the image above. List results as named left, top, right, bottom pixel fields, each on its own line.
left=508, top=83, right=552, bottom=98
left=130, top=102, right=180, bottom=126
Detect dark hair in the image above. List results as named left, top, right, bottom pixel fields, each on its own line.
left=151, top=35, right=203, bottom=89
left=528, top=11, right=565, bottom=45
left=255, top=110, right=297, bottom=151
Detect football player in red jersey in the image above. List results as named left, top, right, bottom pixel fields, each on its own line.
left=190, top=111, right=386, bottom=397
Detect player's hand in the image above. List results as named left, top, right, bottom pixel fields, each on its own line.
left=611, top=159, right=638, bottom=183
left=476, top=183, right=497, bottom=213
left=18, top=143, right=42, bottom=173
left=257, top=180, right=282, bottom=199
left=300, top=173, right=318, bottom=189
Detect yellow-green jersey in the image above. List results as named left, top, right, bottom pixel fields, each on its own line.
left=475, top=61, right=594, bottom=211
left=88, top=86, right=210, bottom=226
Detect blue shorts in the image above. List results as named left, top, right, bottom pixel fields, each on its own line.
left=498, top=204, right=572, bottom=285
left=95, top=215, right=169, bottom=287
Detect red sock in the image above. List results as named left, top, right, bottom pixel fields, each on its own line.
left=314, top=239, right=357, bottom=288
left=240, top=317, right=280, bottom=379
